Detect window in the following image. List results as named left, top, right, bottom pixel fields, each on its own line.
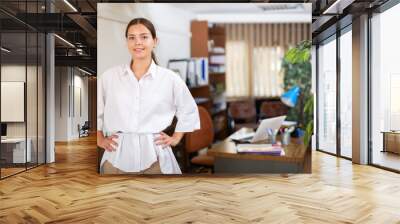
left=225, top=23, right=310, bottom=97
left=317, top=36, right=337, bottom=155
left=339, top=28, right=352, bottom=158
left=0, top=1, right=46, bottom=179
left=370, top=2, right=400, bottom=171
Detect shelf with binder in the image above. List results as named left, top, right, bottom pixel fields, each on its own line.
left=191, top=21, right=228, bottom=140
left=167, top=58, right=209, bottom=88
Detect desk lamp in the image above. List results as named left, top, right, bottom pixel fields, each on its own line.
left=281, top=86, right=300, bottom=107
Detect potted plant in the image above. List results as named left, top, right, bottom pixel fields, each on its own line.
left=281, top=40, right=313, bottom=145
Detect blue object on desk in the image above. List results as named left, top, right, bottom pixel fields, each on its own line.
left=281, top=86, right=300, bottom=107
left=291, top=128, right=305, bottom=138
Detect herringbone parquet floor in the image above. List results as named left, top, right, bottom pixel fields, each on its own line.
left=0, top=134, right=399, bottom=224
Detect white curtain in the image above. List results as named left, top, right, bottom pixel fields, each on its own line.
left=225, top=41, right=250, bottom=97
left=253, top=46, right=285, bottom=97
left=224, top=23, right=311, bottom=97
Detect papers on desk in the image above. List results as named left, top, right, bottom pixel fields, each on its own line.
left=236, top=143, right=284, bottom=156
left=282, top=121, right=297, bottom=127
left=229, top=132, right=255, bottom=141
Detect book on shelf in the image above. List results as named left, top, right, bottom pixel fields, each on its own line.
left=209, top=65, right=225, bottom=73
left=210, top=47, right=225, bottom=54
left=209, top=55, right=225, bottom=64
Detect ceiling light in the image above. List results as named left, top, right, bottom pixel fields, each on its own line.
left=323, top=0, right=354, bottom=15
left=258, top=4, right=302, bottom=12
left=63, top=0, right=78, bottom=12
left=1, top=47, right=11, bottom=53
left=54, top=34, right=75, bottom=48
left=323, top=0, right=341, bottom=14
left=78, top=67, right=92, bottom=76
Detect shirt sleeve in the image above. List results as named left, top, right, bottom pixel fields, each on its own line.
left=97, top=74, right=105, bottom=131
left=173, top=76, right=200, bottom=132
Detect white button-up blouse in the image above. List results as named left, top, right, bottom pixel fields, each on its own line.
left=97, top=60, right=200, bottom=174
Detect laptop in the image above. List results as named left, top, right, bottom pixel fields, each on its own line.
left=229, top=115, right=287, bottom=143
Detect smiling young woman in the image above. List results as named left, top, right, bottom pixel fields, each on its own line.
left=97, top=18, right=200, bottom=175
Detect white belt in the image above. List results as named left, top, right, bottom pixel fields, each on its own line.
left=100, top=132, right=181, bottom=174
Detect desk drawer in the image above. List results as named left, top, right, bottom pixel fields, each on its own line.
left=0, top=140, right=32, bottom=164
left=0, top=146, right=14, bottom=164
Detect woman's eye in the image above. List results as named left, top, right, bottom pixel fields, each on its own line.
left=143, top=36, right=148, bottom=40
left=128, top=36, right=135, bottom=40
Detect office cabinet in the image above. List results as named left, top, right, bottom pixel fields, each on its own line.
left=191, top=21, right=228, bottom=140
left=382, top=131, right=400, bottom=154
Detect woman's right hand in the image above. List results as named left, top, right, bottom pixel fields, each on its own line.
left=98, top=134, right=119, bottom=152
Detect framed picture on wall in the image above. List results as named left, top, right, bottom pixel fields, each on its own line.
left=1, top=81, right=25, bottom=122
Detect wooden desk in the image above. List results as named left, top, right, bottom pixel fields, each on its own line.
left=207, top=128, right=309, bottom=173
left=1, top=138, right=32, bottom=166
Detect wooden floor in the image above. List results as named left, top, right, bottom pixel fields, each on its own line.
left=0, top=135, right=400, bottom=223
left=373, top=150, right=400, bottom=171
left=0, top=167, right=26, bottom=177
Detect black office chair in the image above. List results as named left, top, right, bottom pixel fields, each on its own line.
left=79, top=121, right=90, bottom=138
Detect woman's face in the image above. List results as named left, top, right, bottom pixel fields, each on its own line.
left=126, top=24, right=157, bottom=61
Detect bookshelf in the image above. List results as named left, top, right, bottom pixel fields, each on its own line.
left=191, top=21, right=227, bottom=140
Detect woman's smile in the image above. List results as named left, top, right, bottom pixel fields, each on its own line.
left=134, top=47, right=145, bottom=53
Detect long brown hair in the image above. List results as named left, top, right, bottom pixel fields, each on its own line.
left=125, top=18, right=158, bottom=65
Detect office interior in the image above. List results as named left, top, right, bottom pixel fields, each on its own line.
left=0, top=0, right=96, bottom=179
left=1, top=0, right=399, bottom=175
left=0, top=1, right=399, bottom=222
left=313, top=0, right=400, bottom=172
left=97, top=3, right=312, bottom=174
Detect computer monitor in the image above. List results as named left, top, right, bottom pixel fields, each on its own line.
left=1, top=123, right=7, bottom=137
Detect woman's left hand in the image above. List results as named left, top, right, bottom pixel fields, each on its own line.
left=154, top=132, right=180, bottom=148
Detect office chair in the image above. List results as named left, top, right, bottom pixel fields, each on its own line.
left=79, top=121, right=90, bottom=138
left=259, top=100, right=289, bottom=119
left=227, top=100, right=258, bottom=131
left=184, top=106, right=215, bottom=173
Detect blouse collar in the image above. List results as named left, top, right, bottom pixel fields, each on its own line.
left=124, top=59, right=157, bottom=79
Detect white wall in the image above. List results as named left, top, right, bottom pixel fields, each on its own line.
left=55, top=67, right=89, bottom=141
left=1, top=66, right=26, bottom=129
left=1, top=65, right=38, bottom=138
left=97, top=3, right=195, bottom=75
left=1, top=64, right=46, bottom=163
left=55, top=67, right=68, bottom=141
left=71, top=73, right=89, bottom=138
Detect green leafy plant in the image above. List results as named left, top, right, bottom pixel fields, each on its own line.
left=303, top=96, right=314, bottom=147
left=284, top=41, right=311, bottom=64
left=281, top=40, right=313, bottom=145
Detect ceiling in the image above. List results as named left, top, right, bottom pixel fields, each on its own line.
left=170, top=3, right=310, bottom=14
left=0, top=0, right=97, bottom=73
left=169, top=3, right=312, bottom=23
left=0, top=0, right=395, bottom=75
left=310, top=0, right=390, bottom=42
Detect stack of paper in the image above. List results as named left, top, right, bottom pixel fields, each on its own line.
left=236, top=144, right=283, bottom=156
left=229, top=132, right=255, bottom=141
